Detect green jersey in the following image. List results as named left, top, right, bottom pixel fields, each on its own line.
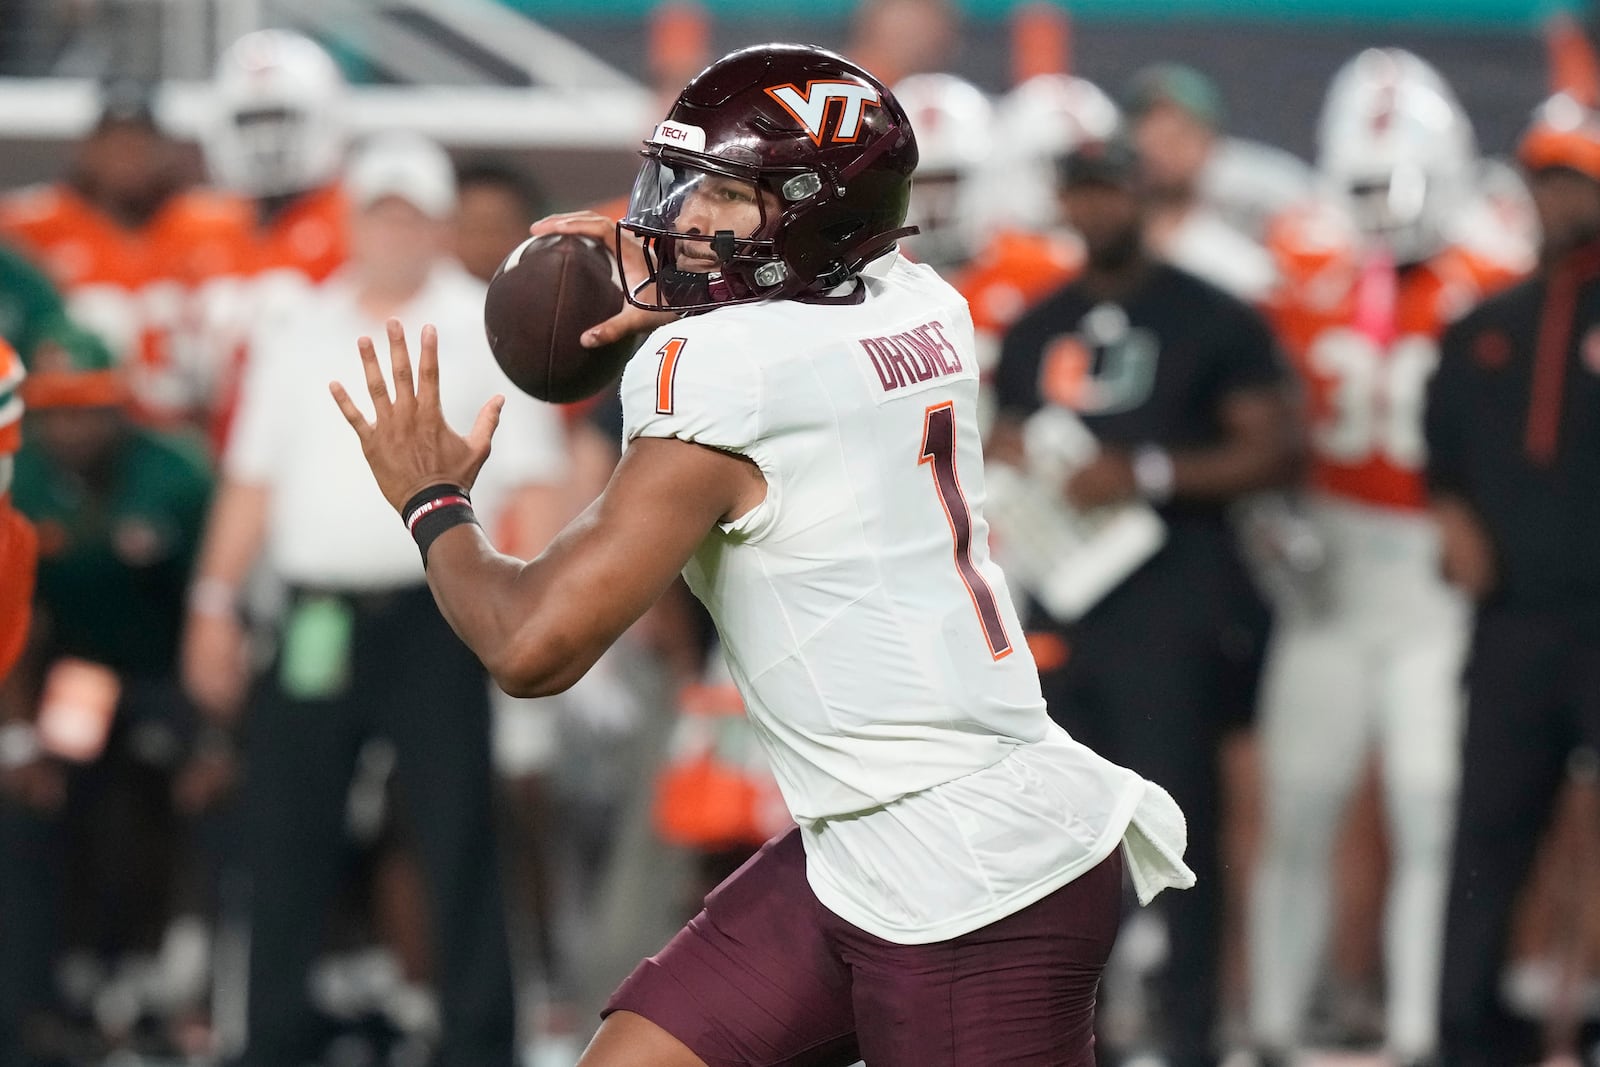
left=12, top=426, right=213, bottom=678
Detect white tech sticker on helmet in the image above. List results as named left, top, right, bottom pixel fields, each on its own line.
left=651, top=121, right=707, bottom=152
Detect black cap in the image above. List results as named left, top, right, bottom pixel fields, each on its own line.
left=94, top=78, right=159, bottom=131
left=1057, top=138, right=1139, bottom=189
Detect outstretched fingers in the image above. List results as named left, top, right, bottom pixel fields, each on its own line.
left=417, top=323, right=441, bottom=408
left=329, top=381, right=371, bottom=441
left=468, top=394, right=505, bottom=458
left=357, top=335, right=392, bottom=415
left=386, top=319, right=415, bottom=404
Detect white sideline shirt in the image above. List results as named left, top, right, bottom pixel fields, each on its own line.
left=621, top=252, right=1193, bottom=943
left=227, top=261, right=567, bottom=589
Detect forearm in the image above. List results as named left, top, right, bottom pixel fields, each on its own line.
left=423, top=524, right=549, bottom=693
left=191, top=480, right=270, bottom=596
left=1163, top=389, right=1301, bottom=501
left=1165, top=437, right=1298, bottom=500
left=424, top=502, right=662, bottom=700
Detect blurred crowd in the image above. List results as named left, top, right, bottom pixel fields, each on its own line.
left=2, top=1, right=1600, bottom=1066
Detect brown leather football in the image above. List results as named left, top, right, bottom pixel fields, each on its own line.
left=482, top=233, right=633, bottom=404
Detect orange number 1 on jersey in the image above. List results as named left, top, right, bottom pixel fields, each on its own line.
left=655, top=337, right=688, bottom=415
left=919, top=401, right=1013, bottom=660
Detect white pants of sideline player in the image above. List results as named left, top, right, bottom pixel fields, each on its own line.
left=1249, top=494, right=1469, bottom=1061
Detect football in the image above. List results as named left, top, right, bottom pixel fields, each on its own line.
left=482, top=233, right=634, bottom=404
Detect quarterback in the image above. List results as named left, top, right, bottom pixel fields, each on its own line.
left=333, top=44, right=1192, bottom=1067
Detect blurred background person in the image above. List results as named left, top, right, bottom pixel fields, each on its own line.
left=1428, top=93, right=1600, bottom=1067
left=991, top=136, right=1299, bottom=1067
left=196, top=29, right=351, bottom=447
left=0, top=80, right=239, bottom=431
left=4, top=333, right=215, bottom=1063
left=1123, top=63, right=1279, bottom=304
left=179, top=132, right=567, bottom=1067
left=892, top=72, right=996, bottom=278
left=454, top=161, right=549, bottom=285
left=844, top=0, right=958, bottom=90
left=1249, top=47, right=1522, bottom=1067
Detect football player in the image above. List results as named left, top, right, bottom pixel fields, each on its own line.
left=1122, top=64, right=1279, bottom=303
left=333, top=43, right=1193, bottom=1066
left=891, top=72, right=996, bottom=275
left=197, top=29, right=352, bottom=446
left=1249, top=48, right=1521, bottom=1067
left=0, top=82, right=243, bottom=429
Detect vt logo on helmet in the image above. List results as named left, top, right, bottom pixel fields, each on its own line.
left=619, top=43, right=920, bottom=314
left=764, top=81, right=883, bottom=145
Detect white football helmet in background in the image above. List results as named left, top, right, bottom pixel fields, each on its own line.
left=205, top=29, right=348, bottom=200
left=893, top=73, right=996, bottom=270
left=989, top=73, right=1120, bottom=233
left=1316, top=48, right=1476, bottom=264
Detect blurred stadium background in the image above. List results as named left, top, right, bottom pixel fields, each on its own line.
left=1, top=3, right=1598, bottom=1067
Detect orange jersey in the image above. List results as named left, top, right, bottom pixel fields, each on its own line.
left=1266, top=206, right=1521, bottom=510
left=221, top=183, right=347, bottom=281
left=0, top=185, right=247, bottom=423
left=0, top=339, right=32, bottom=682
left=0, top=500, right=36, bottom=683
left=951, top=229, right=1081, bottom=372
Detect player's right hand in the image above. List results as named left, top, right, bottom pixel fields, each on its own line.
left=528, top=212, right=677, bottom=348
left=181, top=611, right=249, bottom=720
left=1435, top=495, right=1497, bottom=599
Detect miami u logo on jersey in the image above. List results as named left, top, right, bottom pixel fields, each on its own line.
left=764, top=80, right=882, bottom=146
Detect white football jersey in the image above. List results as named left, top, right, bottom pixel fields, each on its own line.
left=624, top=252, right=1044, bottom=819
left=622, top=252, right=1192, bottom=940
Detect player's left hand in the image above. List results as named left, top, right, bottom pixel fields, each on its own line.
left=1066, top=451, right=1138, bottom=509
left=331, top=319, right=505, bottom=513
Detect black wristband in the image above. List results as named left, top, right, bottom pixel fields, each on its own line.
left=402, top=483, right=470, bottom=526
left=402, top=484, right=479, bottom=566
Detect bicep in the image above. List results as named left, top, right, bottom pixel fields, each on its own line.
left=1221, top=381, right=1293, bottom=435
left=493, top=435, right=755, bottom=693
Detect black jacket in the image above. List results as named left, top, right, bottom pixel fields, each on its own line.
left=1427, top=238, right=1600, bottom=614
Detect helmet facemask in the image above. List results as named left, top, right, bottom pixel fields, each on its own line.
left=1345, top=163, right=1443, bottom=263
left=228, top=106, right=317, bottom=199
left=620, top=149, right=797, bottom=313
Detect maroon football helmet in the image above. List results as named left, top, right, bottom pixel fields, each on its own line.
left=620, top=43, right=920, bottom=313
